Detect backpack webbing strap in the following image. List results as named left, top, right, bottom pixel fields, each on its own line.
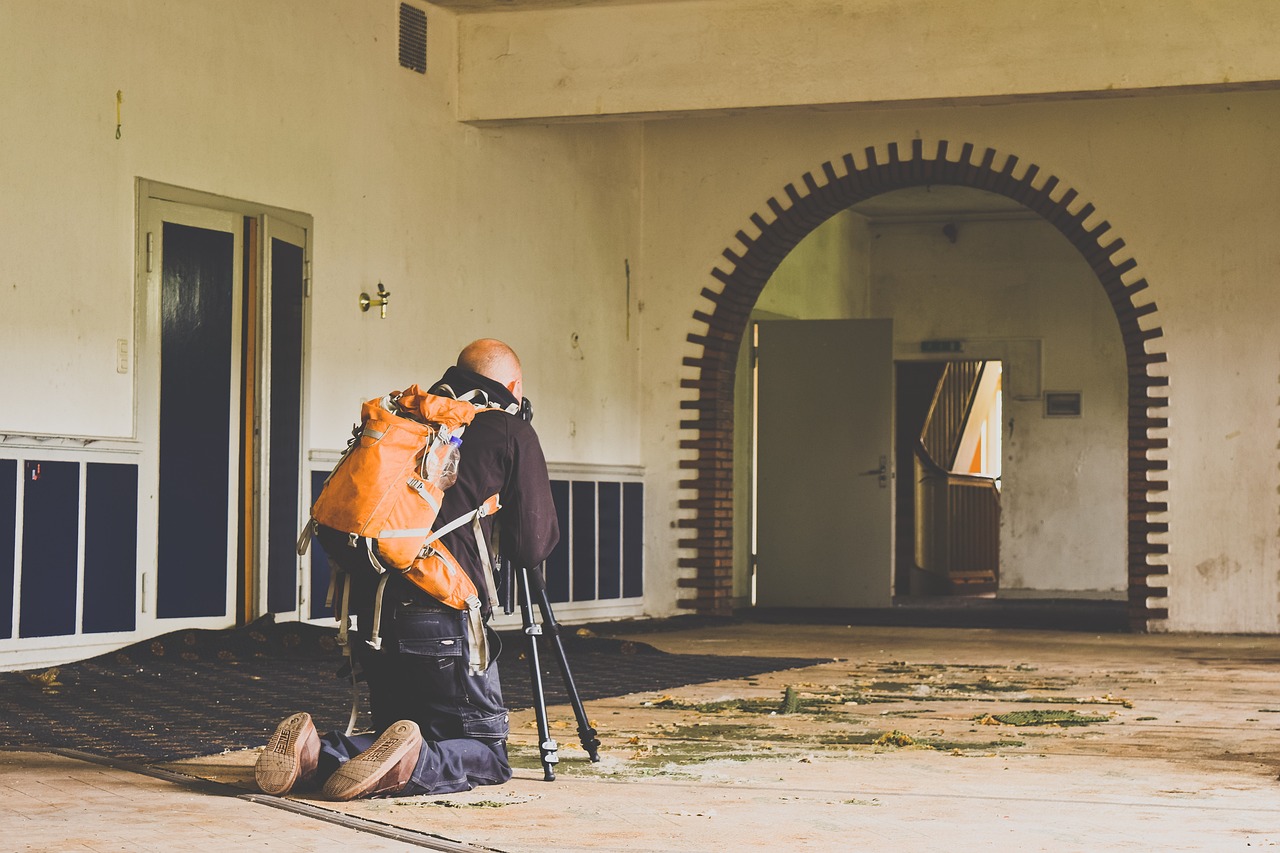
left=361, top=540, right=392, bottom=652
left=433, top=384, right=520, bottom=416
left=325, top=565, right=360, bottom=737
left=377, top=493, right=495, bottom=544
left=296, top=518, right=316, bottom=557
left=464, top=594, right=489, bottom=675
left=471, top=511, right=500, bottom=612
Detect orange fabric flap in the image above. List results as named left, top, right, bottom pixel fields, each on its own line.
left=393, top=384, right=477, bottom=429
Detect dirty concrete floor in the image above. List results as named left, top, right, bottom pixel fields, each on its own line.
left=7, top=623, right=1280, bottom=851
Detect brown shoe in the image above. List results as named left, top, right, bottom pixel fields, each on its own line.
left=255, top=712, right=320, bottom=795
left=321, top=720, right=422, bottom=801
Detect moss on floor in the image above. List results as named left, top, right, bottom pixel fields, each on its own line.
left=978, top=709, right=1112, bottom=727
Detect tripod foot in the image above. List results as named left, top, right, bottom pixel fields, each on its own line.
left=578, top=725, right=601, bottom=762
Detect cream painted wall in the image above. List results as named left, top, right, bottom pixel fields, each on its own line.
left=0, top=0, right=642, bottom=463
left=757, top=210, right=869, bottom=320
left=638, top=92, right=1280, bottom=631
left=867, top=215, right=1127, bottom=594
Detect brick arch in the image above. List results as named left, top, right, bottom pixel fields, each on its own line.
left=679, top=139, right=1168, bottom=629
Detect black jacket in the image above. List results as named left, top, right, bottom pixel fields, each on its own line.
left=431, top=367, right=559, bottom=618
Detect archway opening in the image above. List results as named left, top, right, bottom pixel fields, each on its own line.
left=678, top=141, right=1168, bottom=630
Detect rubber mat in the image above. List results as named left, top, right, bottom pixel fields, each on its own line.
left=0, top=618, right=819, bottom=763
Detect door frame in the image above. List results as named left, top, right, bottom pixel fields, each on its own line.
left=135, top=180, right=313, bottom=630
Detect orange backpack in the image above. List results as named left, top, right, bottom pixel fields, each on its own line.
left=310, top=386, right=485, bottom=573
left=298, top=385, right=506, bottom=680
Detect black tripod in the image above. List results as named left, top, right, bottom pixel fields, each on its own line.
left=501, top=559, right=601, bottom=781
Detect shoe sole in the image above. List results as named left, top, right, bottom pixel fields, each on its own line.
left=255, top=712, right=317, bottom=795
left=321, top=720, right=422, bottom=801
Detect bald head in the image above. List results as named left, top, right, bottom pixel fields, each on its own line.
left=457, top=338, right=524, bottom=401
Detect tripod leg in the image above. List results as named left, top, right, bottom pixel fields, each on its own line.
left=526, top=568, right=601, bottom=762
left=519, top=571, right=558, bottom=781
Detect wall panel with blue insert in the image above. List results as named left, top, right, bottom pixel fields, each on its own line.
left=308, top=471, right=333, bottom=620
left=597, top=482, right=621, bottom=600
left=623, top=482, right=644, bottom=598
left=20, top=460, right=79, bottom=638
left=82, top=463, right=138, bottom=634
left=545, top=480, right=571, bottom=603
left=0, top=459, right=16, bottom=638
left=571, top=481, right=596, bottom=601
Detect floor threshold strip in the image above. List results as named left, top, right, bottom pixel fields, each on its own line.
left=35, top=748, right=497, bottom=853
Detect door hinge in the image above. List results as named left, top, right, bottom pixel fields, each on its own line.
left=146, top=232, right=154, bottom=273
left=141, top=572, right=148, bottom=613
left=304, top=260, right=312, bottom=297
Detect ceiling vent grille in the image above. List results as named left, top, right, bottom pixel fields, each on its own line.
left=399, top=3, right=427, bottom=74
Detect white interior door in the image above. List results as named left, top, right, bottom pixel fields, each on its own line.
left=139, top=199, right=243, bottom=628
left=755, top=319, right=894, bottom=607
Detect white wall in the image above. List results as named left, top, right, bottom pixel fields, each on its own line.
left=0, top=0, right=643, bottom=460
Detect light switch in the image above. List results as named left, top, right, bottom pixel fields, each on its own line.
left=116, top=338, right=129, bottom=374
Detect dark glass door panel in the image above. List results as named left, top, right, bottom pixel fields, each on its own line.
left=156, top=221, right=234, bottom=619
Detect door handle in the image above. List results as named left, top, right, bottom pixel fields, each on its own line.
left=859, top=455, right=890, bottom=488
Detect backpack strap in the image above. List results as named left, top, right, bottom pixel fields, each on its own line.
left=434, top=383, right=520, bottom=416
left=323, top=536, right=361, bottom=737
left=362, top=540, right=392, bottom=651
left=386, top=492, right=500, bottom=557
left=462, top=595, right=489, bottom=675
left=468, top=496, right=502, bottom=612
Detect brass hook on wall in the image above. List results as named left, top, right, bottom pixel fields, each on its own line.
left=360, top=282, right=391, bottom=319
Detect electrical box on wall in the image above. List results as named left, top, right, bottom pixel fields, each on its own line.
left=1044, top=391, right=1082, bottom=417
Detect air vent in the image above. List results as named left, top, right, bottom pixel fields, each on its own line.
left=399, top=3, right=427, bottom=74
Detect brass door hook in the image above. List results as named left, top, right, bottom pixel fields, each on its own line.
left=360, top=282, right=391, bottom=318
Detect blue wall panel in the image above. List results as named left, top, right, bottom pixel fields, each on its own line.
left=571, top=481, right=596, bottom=602
left=545, top=480, right=570, bottom=603
left=308, top=470, right=333, bottom=620
left=0, top=459, right=16, bottom=638
left=83, top=463, right=138, bottom=634
left=20, top=460, right=79, bottom=638
left=597, top=482, right=621, bottom=600
left=622, top=482, right=644, bottom=599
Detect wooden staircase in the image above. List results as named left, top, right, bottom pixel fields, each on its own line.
left=911, top=362, right=1001, bottom=595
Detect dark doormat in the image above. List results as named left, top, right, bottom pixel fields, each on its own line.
left=0, top=618, right=819, bottom=763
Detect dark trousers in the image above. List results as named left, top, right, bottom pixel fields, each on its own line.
left=315, top=527, right=512, bottom=795
left=315, top=729, right=510, bottom=796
